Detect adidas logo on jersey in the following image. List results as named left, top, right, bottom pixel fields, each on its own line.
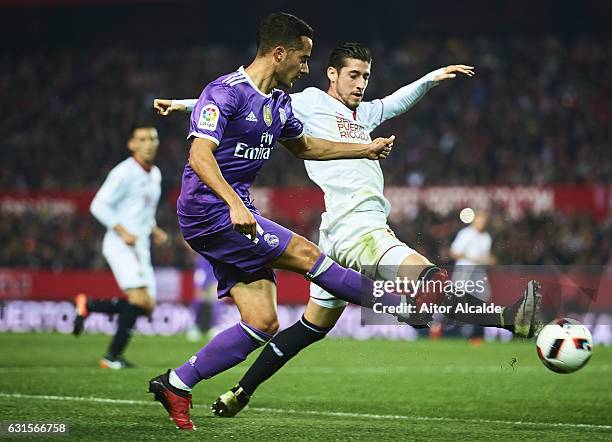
left=246, top=112, right=258, bottom=122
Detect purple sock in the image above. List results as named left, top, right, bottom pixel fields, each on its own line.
left=307, top=254, right=401, bottom=309
left=174, top=321, right=272, bottom=388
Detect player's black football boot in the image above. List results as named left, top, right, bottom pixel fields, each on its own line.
left=395, top=294, right=431, bottom=328
left=502, top=280, right=542, bottom=338
left=211, top=385, right=250, bottom=417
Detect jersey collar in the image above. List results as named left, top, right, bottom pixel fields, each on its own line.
left=238, top=66, right=272, bottom=98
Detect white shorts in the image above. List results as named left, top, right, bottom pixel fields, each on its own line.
left=310, top=211, right=416, bottom=309
left=102, top=232, right=157, bottom=298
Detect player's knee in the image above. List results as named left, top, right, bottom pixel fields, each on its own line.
left=126, top=289, right=155, bottom=314
left=260, top=316, right=279, bottom=335
left=246, top=315, right=279, bottom=335
left=130, top=298, right=154, bottom=315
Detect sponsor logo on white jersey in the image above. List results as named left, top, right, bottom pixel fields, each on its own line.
left=246, top=111, right=258, bottom=122
left=335, top=115, right=369, bottom=141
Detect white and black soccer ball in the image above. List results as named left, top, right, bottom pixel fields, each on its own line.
left=536, top=318, right=593, bottom=374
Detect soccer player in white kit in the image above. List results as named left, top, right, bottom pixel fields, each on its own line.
left=73, top=124, right=168, bottom=369
left=154, top=42, right=541, bottom=414
left=450, top=210, right=495, bottom=342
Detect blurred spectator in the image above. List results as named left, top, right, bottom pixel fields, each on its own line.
left=1, top=34, right=611, bottom=270
left=1, top=36, right=611, bottom=191
left=1, top=204, right=610, bottom=269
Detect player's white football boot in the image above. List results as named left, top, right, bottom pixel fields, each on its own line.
left=211, top=385, right=250, bottom=417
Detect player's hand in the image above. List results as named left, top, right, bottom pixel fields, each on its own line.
left=153, top=98, right=186, bottom=116
left=434, top=65, right=475, bottom=81
left=152, top=226, right=168, bottom=245
left=366, top=135, right=395, bottom=160
left=120, top=231, right=138, bottom=246
left=230, top=202, right=258, bottom=242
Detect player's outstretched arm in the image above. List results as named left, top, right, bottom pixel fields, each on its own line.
left=189, top=137, right=258, bottom=241
left=280, top=135, right=395, bottom=161
left=153, top=98, right=197, bottom=115
left=376, top=65, right=475, bottom=123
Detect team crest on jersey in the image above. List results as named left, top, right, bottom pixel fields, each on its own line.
left=198, top=104, right=220, bottom=131
left=263, top=104, right=273, bottom=127
left=279, top=108, right=287, bottom=124
left=263, top=233, right=279, bottom=247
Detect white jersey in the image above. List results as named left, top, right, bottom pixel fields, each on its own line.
left=90, top=157, right=162, bottom=243
left=450, top=226, right=492, bottom=266
left=290, top=69, right=443, bottom=229
left=291, top=87, right=389, bottom=229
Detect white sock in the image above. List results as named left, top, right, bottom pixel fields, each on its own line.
left=169, top=370, right=191, bottom=392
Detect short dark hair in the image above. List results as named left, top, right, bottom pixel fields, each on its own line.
left=328, top=42, right=372, bottom=71
left=129, top=122, right=156, bottom=139
left=256, top=12, right=313, bottom=55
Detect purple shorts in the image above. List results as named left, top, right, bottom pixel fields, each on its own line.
left=186, top=213, right=294, bottom=299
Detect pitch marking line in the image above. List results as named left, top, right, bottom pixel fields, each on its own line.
left=1, top=393, right=610, bottom=431
left=0, top=365, right=610, bottom=374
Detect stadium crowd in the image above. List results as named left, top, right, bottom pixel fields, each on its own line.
left=2, top=36, right=611, bottom=190
left=1, top=35, right=611, bottom=269
left=1, top=204, right=610, bottom=269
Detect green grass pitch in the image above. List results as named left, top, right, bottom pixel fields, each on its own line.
left=0, top=332, right=610, bottom=441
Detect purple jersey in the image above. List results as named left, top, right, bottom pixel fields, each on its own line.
left=178, top=66, right=304, bottom=240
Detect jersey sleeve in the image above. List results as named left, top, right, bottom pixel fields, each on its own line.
left=177, top=99, right=198, bottom=112
left=358, top=99, right=384, bottom=132
left=279, top=97, right=305, bottom=140
left=90, top=166, right=127, bottom=230
left=360, top=69, right=445, bottom=131
left=188, top=82, right=238, bottom=145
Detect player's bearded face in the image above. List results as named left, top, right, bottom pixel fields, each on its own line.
left=276, top=36, right=312, bottom=88
left=129, top=128, right=159, bottom=164
left=329, top=59, right=371, bottom=110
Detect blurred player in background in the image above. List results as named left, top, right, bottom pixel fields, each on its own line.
left=186, top=254, right=218, bottom=342
left=449, top=210, right=494, bottom=344
left=156, top=42, right=541, bottom=418
left=73, top=124, right=168, bottom=369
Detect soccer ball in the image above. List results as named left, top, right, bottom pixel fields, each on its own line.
left=536, top=318, right=593, bottom=374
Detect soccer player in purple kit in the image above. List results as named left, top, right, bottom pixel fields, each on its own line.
left=147, top=12, right=401, bottom=430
